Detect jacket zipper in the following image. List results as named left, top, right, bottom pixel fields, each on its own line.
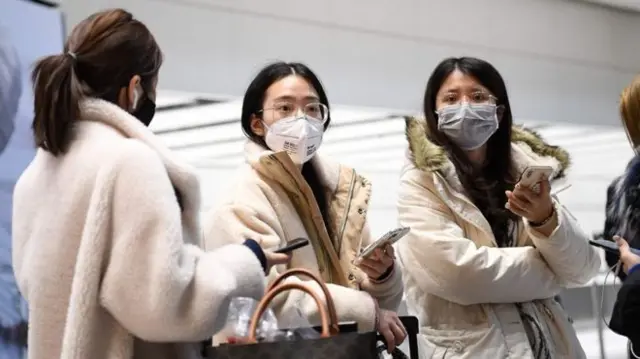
left=433, top=172, right=496, bottom=245
left=336, top=169, right=356, bottom=255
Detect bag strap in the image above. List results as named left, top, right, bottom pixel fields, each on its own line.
left=267, top=268, right=340, bottom=334
left=248, top=282, right=331, bottom=342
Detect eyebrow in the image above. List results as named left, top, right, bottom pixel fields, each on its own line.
left=273, top=95, right=320, bottom=102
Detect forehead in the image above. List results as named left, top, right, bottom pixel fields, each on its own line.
left=437, top=69, right=487, bottom=94
left=265, top=75, right=319, bottom=101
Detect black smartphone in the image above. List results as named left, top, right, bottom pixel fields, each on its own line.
left=274, top=238, right=310, bottom=254
left=589, top=239, right=640, bottom=256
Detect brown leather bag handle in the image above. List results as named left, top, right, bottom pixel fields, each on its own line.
left=248, top=282, right=330, bottom=342
left=267, top=268, right=339, bottom=334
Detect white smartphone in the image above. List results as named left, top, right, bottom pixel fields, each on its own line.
left=353, top=227, right=410, bottom=265
left=518, top=165, right=553, bottom=192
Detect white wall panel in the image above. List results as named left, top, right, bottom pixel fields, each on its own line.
left=61, top=0, right=640, bottom=126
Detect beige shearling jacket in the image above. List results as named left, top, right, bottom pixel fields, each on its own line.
left=12, top=99, right=266, bottom=359
left=204, top=142, right=404, bottom=335
left=397, top=117, right=601, bottom=359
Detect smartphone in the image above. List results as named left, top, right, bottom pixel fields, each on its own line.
left=274, top=238, right=310, bottom=254
left=589, top=239, right=640, bottom=256
left=354, top=227, right=410, bottom=265
left=519, top=166, right=554, bottom=188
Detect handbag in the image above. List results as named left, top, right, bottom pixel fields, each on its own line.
left=207, top=268, right=378, bottom=359
left=207, top=268, right=420, bottom=359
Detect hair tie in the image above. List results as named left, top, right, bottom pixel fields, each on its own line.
left=66, top=52, right=77, bottom=62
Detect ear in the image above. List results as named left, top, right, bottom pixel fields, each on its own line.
left=250, top=114, right=266, bottom=136
left=496, top=105, right=506, bottom=122
left=126, top=75, right=142, bottom=112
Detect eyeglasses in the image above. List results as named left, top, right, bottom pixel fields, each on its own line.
left=439, top=91, right=497, bottom=106
left=260, top=102, right=329, bottom=123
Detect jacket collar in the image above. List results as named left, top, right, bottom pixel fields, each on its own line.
left=79, top=98, right=201, bottom=214
left=243, top=140, right=341, bottom=193
left=404, top=116, right=570, bottom=186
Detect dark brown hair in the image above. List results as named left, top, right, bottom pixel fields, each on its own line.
left=424, top=57, right=517, bottom=247
left=31, top=8, right=163, bottom=156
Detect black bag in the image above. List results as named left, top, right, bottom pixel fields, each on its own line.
left=206, top=268, right=419, bottom=359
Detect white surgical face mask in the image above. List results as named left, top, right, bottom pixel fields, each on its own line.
left=436, top=103, right=499, bottom=150
left=264, top=115, right=324, bottom=164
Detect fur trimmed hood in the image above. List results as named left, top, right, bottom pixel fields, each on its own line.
left=404, top=116, right=571, bottom=182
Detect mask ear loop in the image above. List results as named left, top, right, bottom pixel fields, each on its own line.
left=630, top=341, right=640, bottom=359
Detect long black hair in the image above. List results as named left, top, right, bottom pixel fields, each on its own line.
left=424, top=57, right=517, bottom=247
left=241, top=61, right=334, bottom=238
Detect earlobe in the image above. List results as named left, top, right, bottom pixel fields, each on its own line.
left=496, top=105, right=505, bottom=122
left=250, top=116, right=265, bottom=136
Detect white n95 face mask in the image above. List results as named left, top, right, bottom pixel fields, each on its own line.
left=436, top=103, right=499, bottom=150
left=264, top=115, right=324, bottom=164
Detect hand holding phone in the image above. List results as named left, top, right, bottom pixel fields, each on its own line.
left=354, top=227, right=410, bottom=265
left=588, top=238, right=640, bottom=257
left=518, top=165, right=553, bottom=193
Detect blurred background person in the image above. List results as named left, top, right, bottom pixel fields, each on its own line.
left=204, top=61, right=406, bottom=351
left=602, top=74, right=640, bottom=359
left=11, top=9, right=287, bottom=359
left=0, top=26, right=20, bottom=153
left=397, top=57, right=601, bottom=358
left=608, top=236, right=640, bottom=358
left=604, top=74, right=640, bottom=281
left=0, top=23, right=27, bottom=359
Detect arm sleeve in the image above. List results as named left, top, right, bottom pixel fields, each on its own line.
left=203, top=196, right=378, bottom=332
left=524, top=202, right=602, bottom=286
left=99, top=142, right=266, bottom=342
left=610, top=268, right=640, bottom=344
left=396, top=168, right=562, bottom=306
left=603, top=178, right=623, bottom=274
left=357, top=223, right=404, bottom=311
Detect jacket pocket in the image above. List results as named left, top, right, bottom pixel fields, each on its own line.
left=420, top=328, right=488, bottom=358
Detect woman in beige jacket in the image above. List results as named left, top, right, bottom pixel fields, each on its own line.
left=204, top=61, right=406, bottom=350
left=396, top=57, right=601, bottom=359
left=11, top=9, right=287, bottom=359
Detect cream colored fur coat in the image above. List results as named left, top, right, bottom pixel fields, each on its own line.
left=12, top=99, right=266, bottom=359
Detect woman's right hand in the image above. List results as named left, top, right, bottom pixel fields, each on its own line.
left=376, top=306, right=407, bottom=353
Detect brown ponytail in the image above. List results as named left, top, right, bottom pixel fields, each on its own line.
left=31, top=53, right=84, bottom=155
left=30, top=8, right=163, bottom=156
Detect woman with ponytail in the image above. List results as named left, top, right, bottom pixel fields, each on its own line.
left=12, top=9, right=287, bottom=359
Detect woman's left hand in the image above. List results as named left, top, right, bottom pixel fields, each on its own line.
left=506, top=178, right=554, bottom=224
left=357, top=244, right=395, bottom=280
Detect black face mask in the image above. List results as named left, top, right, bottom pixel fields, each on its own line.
left=132, top=95, right=156, bottom=127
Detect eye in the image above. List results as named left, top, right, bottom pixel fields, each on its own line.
left=443, top=94, right=458, bottom=104
left=275, top=103, right=294, bottom=113
left=472, top=92, right=491, bottom=103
